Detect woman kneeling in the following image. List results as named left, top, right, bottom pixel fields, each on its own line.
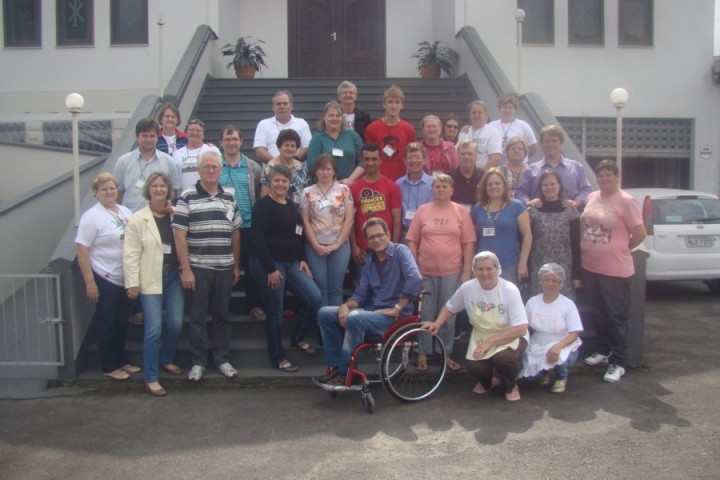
left=520, top=263, right=583, bottom=393
left=423, top=251, right=527, bottom=401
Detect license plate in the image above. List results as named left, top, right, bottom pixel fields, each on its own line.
left=685, top=236, right=717, bottom=248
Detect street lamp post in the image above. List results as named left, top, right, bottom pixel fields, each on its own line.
left=514, top=9, right=526, bottom=93
left=157, top=17, right=165, bottom=97
left=65, top=92, right=85, bottom=226
left=610, top=87, right=629, bottom=186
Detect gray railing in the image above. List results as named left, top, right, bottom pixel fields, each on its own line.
left=164, top=24, right=218, bottom=108
left=0, top=274, right=64, bottom=367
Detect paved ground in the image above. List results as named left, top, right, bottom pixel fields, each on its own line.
left=1, top=281, right=719, bottom=479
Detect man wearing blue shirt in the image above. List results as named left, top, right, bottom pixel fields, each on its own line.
left=396, top=143, right=433, bottom=238
left=515, top=124, right=593, bottom=209
left=315, top=218, right=422, bottom=386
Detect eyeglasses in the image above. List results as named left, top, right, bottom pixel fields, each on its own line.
left=188, top=119, right=205, bottom=128
left=366, top=232, right=387, bottom=242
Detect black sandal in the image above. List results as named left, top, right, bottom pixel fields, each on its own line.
left=277, top=360, right=299, bottom=373
left=291, top=341, right=316, bottom=354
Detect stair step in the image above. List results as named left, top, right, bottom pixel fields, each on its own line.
left=189, top=76, right=479, bottom=158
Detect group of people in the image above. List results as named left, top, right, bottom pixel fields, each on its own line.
left=76, top=81, right=645, bottom=401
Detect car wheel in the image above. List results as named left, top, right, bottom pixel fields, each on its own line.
left=704, top=279, right=720, bottom=295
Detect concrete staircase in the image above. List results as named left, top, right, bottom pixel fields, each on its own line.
left=190, top=76, right=479, bottom=158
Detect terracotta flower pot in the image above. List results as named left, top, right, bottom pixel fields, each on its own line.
left=234, top=64, right=257, bottom=79
left=419, top=65, right=441, bottom=78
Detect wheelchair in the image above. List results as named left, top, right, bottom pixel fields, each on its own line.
left=312, top=304, right=447, bottom=414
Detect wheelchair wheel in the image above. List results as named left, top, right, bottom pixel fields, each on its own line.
left=380, top=324, right=447, bottom=402
left=361, top=390, right=375, bottom=414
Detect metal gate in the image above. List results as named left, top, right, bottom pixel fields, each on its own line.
left=0, top=274, right=64, bottom=366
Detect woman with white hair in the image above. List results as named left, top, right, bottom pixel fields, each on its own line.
left=520, top=263, right=583, bottom=393
left=423, top=251, right=528, bottom=401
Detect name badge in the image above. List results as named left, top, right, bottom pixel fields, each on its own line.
left=318, top=199, right=331, bottom=209
left=332, top=148, right=343, bottom=157
left=404, top=211, right=415, bottom=220
left=135, top=179, right=145, bottom=189
left=293, top=192, right=302, bottom=205
left=225, top=209, right=234, bottom=222
left=295, top=224, right=303, bottom=236
left=162, top=243, right=172, bottom=254
left=383, top=145, right=396, bottom=157
left=482, top=227, right=496, bottom=237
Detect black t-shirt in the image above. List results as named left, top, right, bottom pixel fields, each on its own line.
left=153, top=214, right=178, bottom=266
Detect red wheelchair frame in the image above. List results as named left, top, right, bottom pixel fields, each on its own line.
left=313, top=310, right=447, bottom=414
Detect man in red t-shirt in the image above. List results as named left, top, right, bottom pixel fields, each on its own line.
left=349, top=144, right=402, bottom=266
left=364, top=85, right=416, bottom=181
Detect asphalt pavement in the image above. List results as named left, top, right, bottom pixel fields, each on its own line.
left=1, top=281, right=718, bottom=479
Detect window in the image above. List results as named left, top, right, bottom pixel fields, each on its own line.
left=619, top=0, right=653, bottom=46
left=57, top=0, right=93, bottom=46
left=568, top=0, right=604, bottom=45
left=110, top=0, right=147, bottom=45
left=518, top=0, right=554, bottom=45
left=3, top=0, right=41, bottom=47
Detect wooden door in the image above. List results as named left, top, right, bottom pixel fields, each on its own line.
left=288, top=0, right=386, bottom=78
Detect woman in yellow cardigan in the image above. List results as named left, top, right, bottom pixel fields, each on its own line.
left=124, top=172, right=184, bottom=396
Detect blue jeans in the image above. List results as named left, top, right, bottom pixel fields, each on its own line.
left=92, top=272, right=131, bottom=373
left=418, top=274, right=459, bottom=355
left=139, top=270, right=184, bottom=383
left=553, top=349, right=579, bottom=380
left=317, top=306, right=395, bottom=374
left=249, top=257, right=321, bottom=367
left=304, top=240, right=350, bottom=307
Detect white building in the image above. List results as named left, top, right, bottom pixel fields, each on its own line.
left=1, top=0, right=718, bottom=194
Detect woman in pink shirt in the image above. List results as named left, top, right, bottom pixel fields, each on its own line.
left=406, top=173, right=477, bottom=371
left=580, top=160, right=646, bottom=383
left=421, top=115, right=458, bottom=174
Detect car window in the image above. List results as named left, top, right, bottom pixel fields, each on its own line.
left=653, top=198, right=720, bottom=224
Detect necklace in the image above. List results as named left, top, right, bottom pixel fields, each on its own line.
left=501, top=121, right=515, bottom=143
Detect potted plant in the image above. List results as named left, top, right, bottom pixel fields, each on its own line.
left=220, top=36, right=268, bottom=79
left=411, top=41, right=459, bottom=79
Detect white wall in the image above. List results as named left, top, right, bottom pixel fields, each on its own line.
left=385, top=0, right=457, bottom=77
left=0, top=0, right=219, bottom=118
left=216, top=0, right=288, bottom=78
left=1, top=0, right=717, bottom=193
left=0, top=145, right=96, bottom=203
left=458, top=0, right=720, bottom=194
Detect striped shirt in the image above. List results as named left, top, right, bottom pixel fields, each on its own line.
left=172, top=182, right=242, bottom=270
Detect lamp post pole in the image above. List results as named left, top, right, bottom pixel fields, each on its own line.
left=610, top=87, right=629, bottom=186
left=65, top=93, right=85, bottom=226
left=157, top=18, right=165, bottom=97
left=514, top=9, right=526, bottom=93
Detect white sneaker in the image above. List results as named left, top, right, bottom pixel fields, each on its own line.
left=603, top=364, right=626, bottom=383
left=584, top=352, right=610, bottom=366
left=218, top=362, right=238, bottom=378
left=188, top=365, right=205, bottom=381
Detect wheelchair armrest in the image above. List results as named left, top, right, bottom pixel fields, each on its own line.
left=381, top=315, right=420, bottom=343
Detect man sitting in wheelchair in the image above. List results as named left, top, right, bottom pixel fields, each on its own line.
left=314, top=217, right=422, bottom=387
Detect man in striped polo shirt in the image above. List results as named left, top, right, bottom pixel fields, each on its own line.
left=173, top=151, right=242, bottom=382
